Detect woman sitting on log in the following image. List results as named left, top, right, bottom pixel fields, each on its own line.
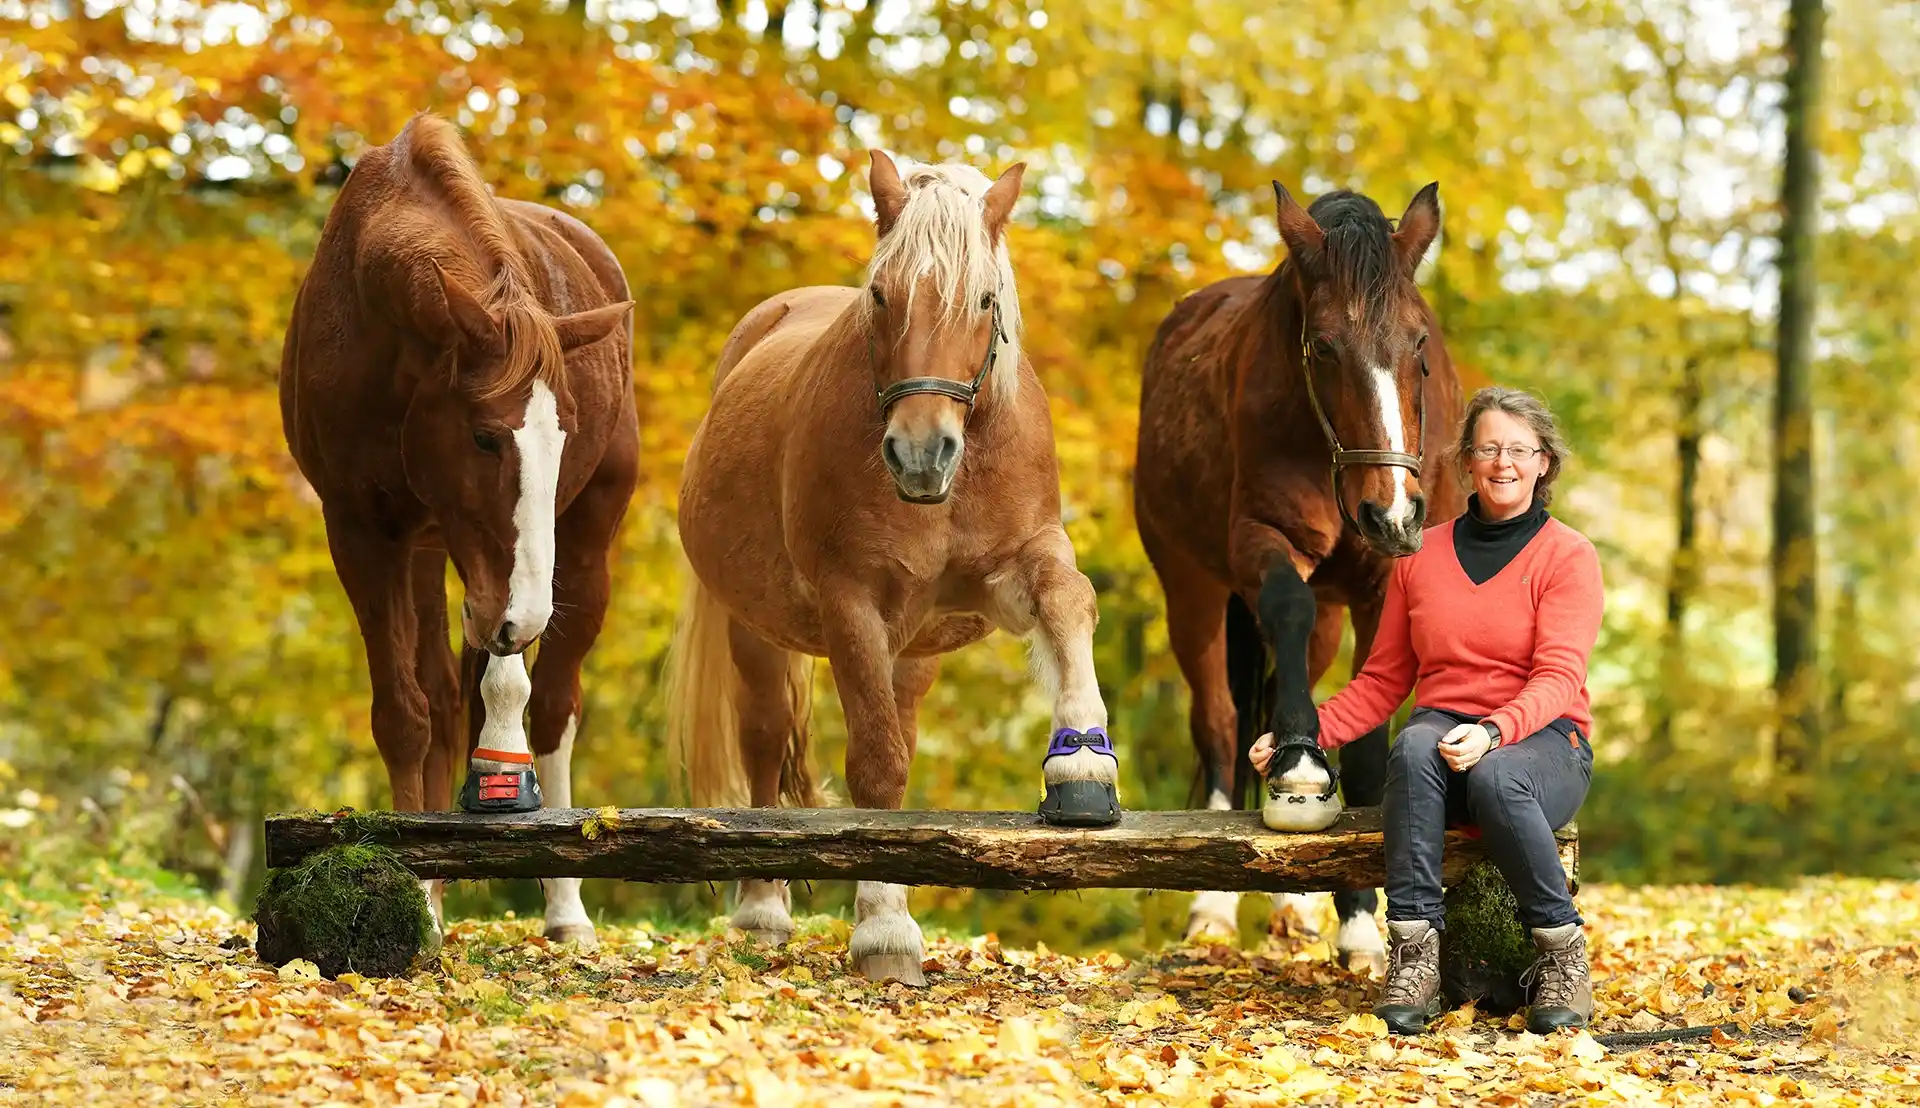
left=1251, top=386, right=1603, bottom=1036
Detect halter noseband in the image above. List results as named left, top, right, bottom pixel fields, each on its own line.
left=872, top=297, right=1006, bottom=416
left=1297, top=319, right=1430, bottom=537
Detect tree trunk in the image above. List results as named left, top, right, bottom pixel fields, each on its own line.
left=1657, top=351, right=1703, bottom=754
left=265, top=807, right=1579, bottom=895
left=1771, top=0, right=1825, bottom=774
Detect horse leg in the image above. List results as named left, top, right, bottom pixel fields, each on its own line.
left=1145, top=565, right=1241, bottom=941
left=1269, top=599, right=1349, bottom=942
left=410, top=546, right=462, bottom=934
left=1226, top=523, right=1341, bottom=832
left=1330, top=596, right=1390, bottom=976
left=988, top=528, right=1119, bottom=827
left=821, top=590, right=925, bottom=985
left=726, top=618, right=806, bottom=947
left=520, top=468, right=630, bottom=949
left=324, top=512, right=439, bottom=951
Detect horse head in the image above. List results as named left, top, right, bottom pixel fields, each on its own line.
left=862, top=149, right=1025, bottom=504
left=1273, top=180, right=1442, bottom=557
left=405, top=262, right=631, bottom=655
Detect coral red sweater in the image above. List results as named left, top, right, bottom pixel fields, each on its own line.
left=1318, top=516, right=1604, bottom=749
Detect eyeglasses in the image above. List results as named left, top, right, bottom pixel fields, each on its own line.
left=1470, top=444, right=1547, bottom=462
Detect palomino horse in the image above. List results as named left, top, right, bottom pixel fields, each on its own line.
left=280, top=113, right=639, bottom=949
left=1133, top=181, right=1465, bottom=971
left=665, top=150, right=1118, bottom=985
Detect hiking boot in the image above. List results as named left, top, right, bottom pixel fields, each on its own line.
left=1373, top=919, right=1443, bottom=1034
left=1522, top=923, right=1593, bottom=1033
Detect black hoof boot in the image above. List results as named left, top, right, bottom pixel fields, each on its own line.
left=1037, top=728, right=1122, bottom=827
left=459, top=767, right=543, bottom=814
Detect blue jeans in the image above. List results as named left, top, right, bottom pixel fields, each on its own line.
left=1384, top=707, right=1593, bottom=930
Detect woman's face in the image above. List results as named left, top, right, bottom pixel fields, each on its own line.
left=1468, top=409, right=1550, bottom=520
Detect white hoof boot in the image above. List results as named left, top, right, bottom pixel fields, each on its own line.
left=1261, top=742, right=1342, bottom=832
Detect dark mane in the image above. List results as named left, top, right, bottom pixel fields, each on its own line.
left=399, top=112, right=562, bottom=399
left=1286, top=190, right=1406, bottom=345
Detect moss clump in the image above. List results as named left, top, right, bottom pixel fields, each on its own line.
left=253, top=844, right=435, bottom=979
left=1439, top=860, right=1538, bottom=1014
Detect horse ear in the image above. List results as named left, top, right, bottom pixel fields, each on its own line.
left=869, top=149, right=907, bottom=236
left=556, top=300, right=633, bottom=353
left=983, top=161, right=1025, bottom=242
left=1393, top=182, right=1442, bottom=270
left=432, top=263, right=501, bottom=351
left=1272, top=181, right=1324, bottom=270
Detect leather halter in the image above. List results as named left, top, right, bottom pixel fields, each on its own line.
left=1297, top=321, right=1430, bottom=536
left=872, top=297, right=1006, bottom=416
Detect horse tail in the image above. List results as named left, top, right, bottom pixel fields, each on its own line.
left=664, top=568, right=748, bottom=807
left=777, top=654, right=821, bottom=809
left=663, top=565, right=822, bottom=809
left=1225, top=594, right=1271, bottom=811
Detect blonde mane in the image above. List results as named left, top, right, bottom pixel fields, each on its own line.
left=864, top=160, right=1023, bottom=408
left=401, top=112, right=562, bottom=400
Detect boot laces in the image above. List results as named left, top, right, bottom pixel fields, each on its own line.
left=1381, top=929, right=1436, bottom=1006
left=1521, top=938, right=1587, bottom=1009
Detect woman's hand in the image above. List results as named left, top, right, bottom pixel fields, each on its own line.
left=1249, top=730, right=1339, bottom=775
left=1439, top=723, right=1493, bottom=772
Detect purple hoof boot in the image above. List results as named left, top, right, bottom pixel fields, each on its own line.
left=1039, top=728, right=1121, bottom=828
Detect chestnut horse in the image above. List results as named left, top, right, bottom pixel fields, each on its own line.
left=280, top=113, right=638, bottom=950
left=664, top=151, right=1118, bottom=985
left=1133, top=181, right=1465, bottom=971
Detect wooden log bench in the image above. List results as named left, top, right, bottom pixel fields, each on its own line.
left=265, top=806, right=1578, bottom=895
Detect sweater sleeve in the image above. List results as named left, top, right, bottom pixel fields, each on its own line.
left=1485, top=532, right=1604, bottom=746
left=1317, top=555, right=1418, bottom=748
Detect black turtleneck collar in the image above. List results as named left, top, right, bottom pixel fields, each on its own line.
left=1453, top=494, right=1551, bottom=585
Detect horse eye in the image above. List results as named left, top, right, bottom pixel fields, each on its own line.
left=1415, top=332, right=1429, bottom=353
left=1311, top=338, right=1338, bottom=363
left=979, top=293, right=994, bottom=311
left=474, top=430, right=501, bottom=455
left=870, top=286, right=886, bottom=307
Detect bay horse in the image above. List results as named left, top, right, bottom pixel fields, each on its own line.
left=279, top=112, right=639, bottom=950
left=664, top=150, right=1118, bottom=985
left=1133, top=181, right=1465, bottom=972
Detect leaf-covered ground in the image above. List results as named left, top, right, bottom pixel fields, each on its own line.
left=4, top=870, right=1918, bottom=1106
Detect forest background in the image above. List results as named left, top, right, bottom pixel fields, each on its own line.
left=3, top=0, right=1916, bottom=952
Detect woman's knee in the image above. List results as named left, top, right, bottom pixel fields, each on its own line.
left=1467, top=753, right=1528, bottom=810
left=1388, top=716, right=1448, bottom=766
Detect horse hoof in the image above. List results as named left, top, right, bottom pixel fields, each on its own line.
left=855, top=953, right=928, bottom=986
left=1262, top=783, right=1341, bottom=832
left=742, top=925, right=793, bottom=947
left=544, top=922, right=599, bottom=949
left=1341, top=948, right=1387, bottom=978
left=1185, top=915, right=1238, bottom=943
left=1039, top=779, right=1122, bottom=827
left=459, top=768, right=543, bottom=814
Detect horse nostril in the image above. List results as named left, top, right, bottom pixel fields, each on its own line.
left=882, top=434, right=906, bottom=475
left=497, top=620, right=517, bottom=648
left=1357, top=499, right=1385, bottom=531
left=935, top=434, right=961, bottom=471
left=1409, top=494, right=1428, bottom=526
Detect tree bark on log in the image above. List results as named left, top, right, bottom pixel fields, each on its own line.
left=265, top=807, right=1578, bottom=895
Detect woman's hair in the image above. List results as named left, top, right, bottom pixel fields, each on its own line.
left=1452, top=386, right=1572, bottom=506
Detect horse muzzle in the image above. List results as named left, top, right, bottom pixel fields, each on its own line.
left=882, top=428, right=962, bottom=505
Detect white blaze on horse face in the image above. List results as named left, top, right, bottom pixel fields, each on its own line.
left=505, top=379, right=565, bottom=646
left=1370, top=365, right=1420, bottom=528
